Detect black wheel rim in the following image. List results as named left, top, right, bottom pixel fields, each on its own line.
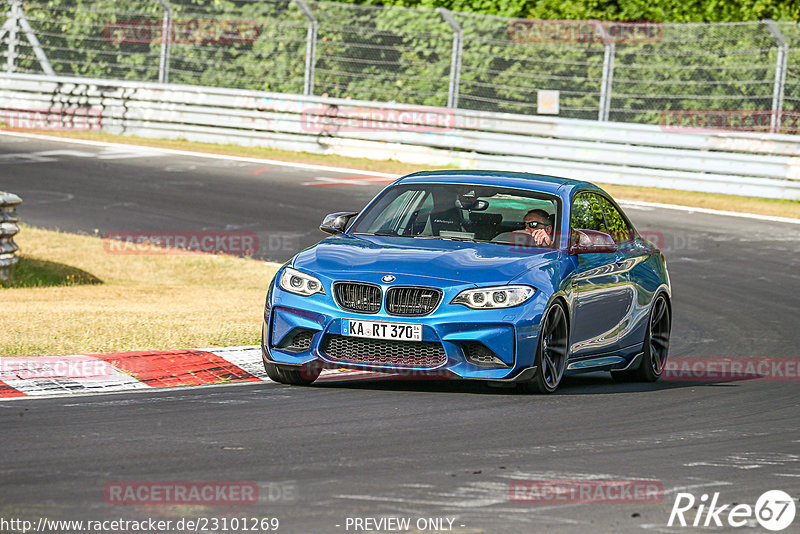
left=649, top=296, right=670, bottom=375
left=541, top=304, right=568, bottom=390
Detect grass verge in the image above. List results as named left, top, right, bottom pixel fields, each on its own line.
left=0, top=226, right=278, bottom=357
left=2, top=256, right=102, bottom=289
left=5, top=128, right=799, bottom=220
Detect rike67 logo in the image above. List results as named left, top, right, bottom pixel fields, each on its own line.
left=669, top=490, right=796, bottom=531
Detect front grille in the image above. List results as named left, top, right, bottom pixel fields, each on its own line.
left=334, top=282, right=382, bottom=313
left=277, top=328, right=315, bottom=352
left=321, top=335, right=446, bottom=368
left=386, top=286, right=442, bottom=316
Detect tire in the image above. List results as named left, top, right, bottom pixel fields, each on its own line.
left=612, top=293, right=671, bottom=383
left=263, top=360, right=321, bottom=386
left=519, top=301, right=569, bottom=394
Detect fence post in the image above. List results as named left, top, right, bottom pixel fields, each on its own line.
left=764, top=20, right=788, bottom=134
left=16, top=4, right=55, bottom=76
left=294, top=0, right=317, bottom=96
left=5, top=0, right=20, bottom=73
left=0, top=191, right=21, bottom=281
left=156, top=0, right=172, bottom=83
left=436, top=7, right=464, bottom=108
left=594, top=21, right=615, bottom=122
left=438, top=8, right=462, bottom=109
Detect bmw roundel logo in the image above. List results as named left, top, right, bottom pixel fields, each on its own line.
left=381, top=275, right=396, bottom=283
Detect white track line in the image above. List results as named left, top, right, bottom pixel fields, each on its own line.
left=618, top=199, right=800, bottom=225
left=2, top=130, right=797, bottom=224
left=0, top=130, right=397, bottom=177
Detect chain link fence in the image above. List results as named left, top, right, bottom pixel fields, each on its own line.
left=1, top=0, right=799, bottom=131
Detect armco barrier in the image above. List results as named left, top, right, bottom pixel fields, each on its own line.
left=1, top=73, right=800, bottom=200
left=0, top=191, right=21, bottom=281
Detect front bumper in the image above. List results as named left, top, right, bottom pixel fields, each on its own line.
left=262, top=274, right=549, bottom=380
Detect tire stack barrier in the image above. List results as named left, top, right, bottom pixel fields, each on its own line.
left=0, top=191, right=22, bottom=281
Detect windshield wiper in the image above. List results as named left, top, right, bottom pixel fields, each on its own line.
left=413, top=235, right=476, bottom=242
left=354, top=232, right=477, bottom=242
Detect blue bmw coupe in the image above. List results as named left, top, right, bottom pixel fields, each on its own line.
left=261, top=171, right=671, bottom=393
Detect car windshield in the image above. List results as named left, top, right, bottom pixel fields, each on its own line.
left=350, top=183, right=559, bottom=248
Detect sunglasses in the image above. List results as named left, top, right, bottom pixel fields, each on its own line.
left=525, top=221, right=549, bottom=229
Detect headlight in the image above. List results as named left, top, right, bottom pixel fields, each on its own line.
left=279, top=267, right=325, bottom=296
left=451, top=285, right=535, bottom=309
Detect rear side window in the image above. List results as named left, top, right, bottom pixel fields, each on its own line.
left=570, top=192, right=606, bottom=232
left=597, top=196, right=634, bottom=243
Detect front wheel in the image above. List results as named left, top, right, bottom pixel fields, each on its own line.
left=263, top=360, right=321, bottom=385
left=612, top=293, right=671, bottom=383
left=519, top=301, right=569, bottom=394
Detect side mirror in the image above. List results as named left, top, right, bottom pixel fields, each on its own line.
left=569, top=229, right=618, bottom=255
left=320, top=212, right=358, bottom=235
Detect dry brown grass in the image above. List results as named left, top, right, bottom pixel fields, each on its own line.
left=6, top=128, right=799, bottom=220
left=598, top=183, right=800, bottom=219
left=1, top=226, right=278, bottom=357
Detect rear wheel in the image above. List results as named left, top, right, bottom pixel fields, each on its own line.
left=612, top=294, right=671, bottom=383
left=263, top=360, right=321, bottom=385
left=519, top=301, right=569, bottom=394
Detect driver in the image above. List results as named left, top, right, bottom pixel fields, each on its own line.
left=523, top=209, right=554, bottom=246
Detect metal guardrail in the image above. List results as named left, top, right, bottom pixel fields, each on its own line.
left=2, top=72, right=800, bottom=200
left=0, top=190, right=21, bottom=281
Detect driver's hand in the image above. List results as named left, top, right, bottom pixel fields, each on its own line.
left=531, top=229, right=551, bottom=246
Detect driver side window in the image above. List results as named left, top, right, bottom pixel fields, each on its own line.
left=570, top=192, right=606, bottom=233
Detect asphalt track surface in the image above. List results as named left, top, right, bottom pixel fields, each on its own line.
left=2, top=133, right=800, bottom=533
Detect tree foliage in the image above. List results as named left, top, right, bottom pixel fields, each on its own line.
left=353, top=0, right=800, bottom=23
left=7, top=0, right=800, bottom=129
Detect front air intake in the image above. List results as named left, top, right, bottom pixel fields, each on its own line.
left=320, top=335, right=446, bottom=368
left=461, top=342, right=509, bottom=367
left=277, top=328, right=315, bottom=352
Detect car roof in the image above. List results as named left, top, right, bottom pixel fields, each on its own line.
left=396, top=170, right=602, bottom=198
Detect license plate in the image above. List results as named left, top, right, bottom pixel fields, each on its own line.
left=342, top=319, right=422, bottom=341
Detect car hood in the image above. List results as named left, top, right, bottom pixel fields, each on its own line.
left=292, top=234, right=559, bottom=285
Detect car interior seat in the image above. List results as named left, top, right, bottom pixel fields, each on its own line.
left=468, top=212, right=503, bottom=241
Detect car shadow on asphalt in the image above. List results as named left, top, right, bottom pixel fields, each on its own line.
left=310, top=371, right=750, bottom=396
